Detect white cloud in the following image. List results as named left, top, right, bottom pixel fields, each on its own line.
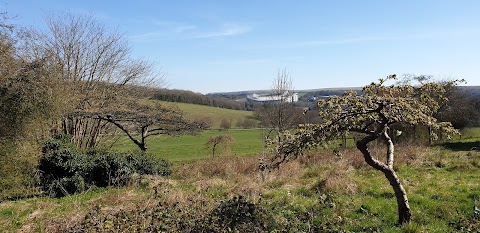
left=175, top=25, right=196, bottom=33
left=195, top=24, right=250, bottom=38
left=130, top=31, right=167, bottom=41
left=131, top=20, right=251, bottom=42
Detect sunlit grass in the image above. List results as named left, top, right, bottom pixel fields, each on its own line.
left=160, top=101, right=256, bottom=129
left=111, top=129, right=264, bottom=163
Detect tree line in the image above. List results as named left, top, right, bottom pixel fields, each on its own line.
left=152, top=88, right=248, bottom=110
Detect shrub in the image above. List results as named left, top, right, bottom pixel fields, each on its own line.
left=220, top=118, right=232, bottom=129
left=38, top=135, right=170, bottom=197
left=211, top=195, right=270, bottom=232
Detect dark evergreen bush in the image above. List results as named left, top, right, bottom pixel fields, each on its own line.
left=38, top=135, right=170, bottom=197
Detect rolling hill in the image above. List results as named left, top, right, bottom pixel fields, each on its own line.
left=159, top=101, right=256, bottom=129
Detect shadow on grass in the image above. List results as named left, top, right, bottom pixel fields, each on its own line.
left=442, top=140, right=480, bottom=151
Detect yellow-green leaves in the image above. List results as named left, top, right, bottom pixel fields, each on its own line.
left=269, top=75, right=461, bottom=168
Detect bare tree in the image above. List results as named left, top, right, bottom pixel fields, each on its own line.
left=206, top=134, right=234, bottom=157
left=256, top=68, right=301, bottom=142
left=28, top=12, right=163, bottom=148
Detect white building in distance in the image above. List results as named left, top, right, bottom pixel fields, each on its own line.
left=246, top=91, right=298, bottom=103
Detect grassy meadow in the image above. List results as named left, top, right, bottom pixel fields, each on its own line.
left=1, top=141, right=478, bottom=232
left=112, top=129, right=264, bottom=163
left=160, top=101, right=255, bottom=129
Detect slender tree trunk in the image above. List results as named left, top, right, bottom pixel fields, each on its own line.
left=212, top=144, right=217, bottom=158
left=382, top=167, right=411, bottom=224
left=356, top=133, right=411, bottom=225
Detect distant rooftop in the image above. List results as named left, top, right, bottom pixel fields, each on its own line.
left=246, top=91, right=298, bottom=103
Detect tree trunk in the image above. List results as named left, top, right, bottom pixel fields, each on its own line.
left=382, top=167, right=411, bottom=224
left=356, top=134, right=411, bottom=225
left=212, top=144, right=217, bottom=157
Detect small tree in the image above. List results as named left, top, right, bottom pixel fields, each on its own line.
left=267, top=75, right=460, bottom=224
left=220, top=119, right=232, bottom=130
left=206, top=134, right=235, bottom=157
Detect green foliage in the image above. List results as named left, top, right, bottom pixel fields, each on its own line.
left=0, top=144, right=479, bottom=231
left=0, top=140, right=42, bottom=201
left=38, top=135, right=170, bottom=197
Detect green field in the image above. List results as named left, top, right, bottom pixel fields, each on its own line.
left=160, top=101, right=256, bottom=129
left=112, top=129, right=264, bottom=162
left=109, top=126, right=480, bottom=163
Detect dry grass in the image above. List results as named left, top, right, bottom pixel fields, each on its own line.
left=173, top=143, right=433, bottom=199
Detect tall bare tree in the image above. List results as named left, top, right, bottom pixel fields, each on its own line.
left=256, top=68, right=301, bottom=142
left=28, top=12, right=162, bottom=148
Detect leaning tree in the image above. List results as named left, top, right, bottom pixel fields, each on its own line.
left=93, top=100, right=207, bottom=152
left=267, top=75, right=460, bottom=224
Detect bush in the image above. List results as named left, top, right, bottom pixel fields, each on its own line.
left=220, top=118, right=232, bottom=129
left=38, top=135, right=170, bottom=197
left=211, top=195, right=269, bottom=232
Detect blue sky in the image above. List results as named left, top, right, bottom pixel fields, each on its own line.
left=4, top=1, right=480, bottom=93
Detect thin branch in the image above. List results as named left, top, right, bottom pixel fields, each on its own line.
left=95, top=115, right=142, bottom=148
left=383, top=127, right=395, bottom=168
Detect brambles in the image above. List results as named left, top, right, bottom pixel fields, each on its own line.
left=71, top=196, right=271, bottom=232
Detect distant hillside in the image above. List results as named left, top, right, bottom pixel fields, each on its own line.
left=208, top=87, right=362, bottom=102
left=159, top=101, right=257, bottom=129
left=459, top=86, right=480, bottom=96
left=153, top=88, right=247, bottom=110
left=210, top=86, right=480, bottom=102
left=124, top=85, right=248, bottom=111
